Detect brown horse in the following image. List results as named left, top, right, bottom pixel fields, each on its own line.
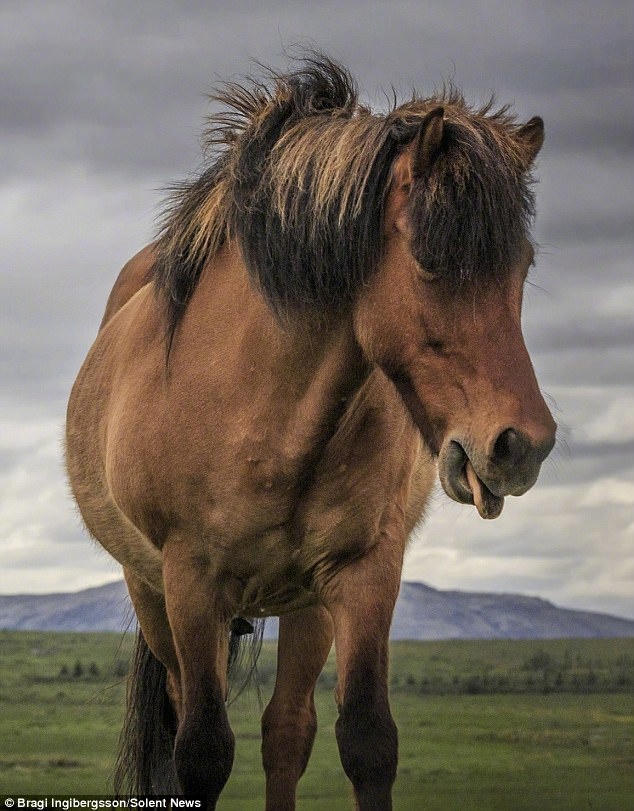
left=66, top=55, right=556, bottom=810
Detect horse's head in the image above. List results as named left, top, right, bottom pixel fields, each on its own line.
left=354, top=105, right=556, bottom=518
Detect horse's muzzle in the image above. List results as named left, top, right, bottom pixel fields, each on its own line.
left=438, top=427, right=556, bottom=519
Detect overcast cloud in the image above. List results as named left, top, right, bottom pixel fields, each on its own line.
left=1, top=1, right=632, bottom=619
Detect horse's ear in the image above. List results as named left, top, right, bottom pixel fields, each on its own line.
left=387, top=107, right=444, bottom=237
left=516, top=116, right=544, bottom=163
left=411, top=107, right=445, bottom=178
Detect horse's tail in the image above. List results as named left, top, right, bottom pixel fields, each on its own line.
left=227, top=617, right=266, bottom=705
left=114, top=629, right=178, bottom=796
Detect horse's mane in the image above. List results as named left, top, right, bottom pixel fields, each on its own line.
left=153, top=53, right=538, bottom=343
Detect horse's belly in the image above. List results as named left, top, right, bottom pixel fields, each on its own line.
left=236, top=579, right=317, bottom=617
left=179, top=518, right=315, bottom=616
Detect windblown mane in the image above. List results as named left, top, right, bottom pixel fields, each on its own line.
left=152, top=54, right=538, bottom=343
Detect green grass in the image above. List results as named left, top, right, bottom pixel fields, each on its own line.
left=0, top=631, right=130, bottom=794
left=1, top=632, right=633, bottom=809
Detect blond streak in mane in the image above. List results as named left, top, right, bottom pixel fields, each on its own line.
left=271, top=113, right=389, bottom=230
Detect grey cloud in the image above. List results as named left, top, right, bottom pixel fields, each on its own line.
left=573, top=438, right=634, bottom=464
left=541, top=439, right=634, bottom=486
left=529, top=322, right=634, bottom=354
left=536, top=350, right=634, bottom=389
left=3, top=1, right=631, bottom=179
left=542, top=216, right=634, bottom=246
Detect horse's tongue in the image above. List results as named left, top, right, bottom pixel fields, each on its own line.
left=465, top=460, right=505, bottom=520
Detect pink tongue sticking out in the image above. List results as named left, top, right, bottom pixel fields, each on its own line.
left=465, top=460, right=505, bottom=520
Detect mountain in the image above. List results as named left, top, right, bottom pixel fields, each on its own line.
left=391, top=581, right=634, bottom=639
left=0, top=580, right=134, bottom=633
left=1, top=579, right=633, bottom=639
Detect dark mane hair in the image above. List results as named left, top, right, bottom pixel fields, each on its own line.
left=152, top=53, right=539, bottom=344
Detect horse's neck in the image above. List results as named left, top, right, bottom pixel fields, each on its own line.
left=185, top=244, right=370, bottom=456
left=276, top=316, right=369, bottom=457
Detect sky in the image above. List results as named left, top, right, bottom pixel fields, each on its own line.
left=1, top=0, right=633, bottom=619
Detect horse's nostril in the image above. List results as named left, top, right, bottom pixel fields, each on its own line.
left=492, top=427, right=526, bottom=466
left=492, top=426, right=556, bottom=469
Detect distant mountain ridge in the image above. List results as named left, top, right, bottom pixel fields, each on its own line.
left=392, top=582, right=634, bottom=639
left=0, top=580, right=134, bottom=634
left=1, top=580, right=633, bottom=639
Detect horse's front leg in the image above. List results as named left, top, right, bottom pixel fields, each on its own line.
left=261, top=603, right=334, bottom=811
left=162, top=543, right=235, bottom=808
left=319, top=535, right=404, bottom=811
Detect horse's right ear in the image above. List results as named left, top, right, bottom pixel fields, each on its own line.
left=411, top=107, right=445, bottom=178
left=516, top=116, right=545, bottom=164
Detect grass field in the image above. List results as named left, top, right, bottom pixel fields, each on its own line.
left=1, top=631, right=633, bottom=809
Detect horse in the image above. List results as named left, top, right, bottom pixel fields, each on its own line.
left=65, top=54, right=556, bottom=810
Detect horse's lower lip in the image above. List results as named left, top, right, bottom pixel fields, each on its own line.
left=438, top=440, right=505, bottom=519
left=447, top=460, right=473, bottom=503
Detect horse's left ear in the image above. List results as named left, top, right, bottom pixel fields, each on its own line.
left=516, top=116, right=544, bottom=163
left=412, top=107, right=445, bottom=178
